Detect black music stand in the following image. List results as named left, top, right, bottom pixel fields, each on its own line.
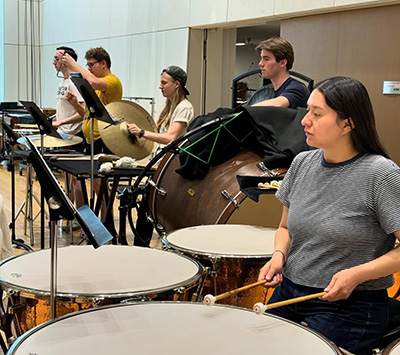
left=19, top=100, right=63, bottom=249
left=19, top=100, right=61, bottom=139
left=70, top=72, right=117, bottom=209
left=1, top=122, right=32, bottom=252
left=25, top=136, right=113, bottom=319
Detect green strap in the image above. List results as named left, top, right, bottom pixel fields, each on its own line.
left=178, top=111, right=253, bottom=164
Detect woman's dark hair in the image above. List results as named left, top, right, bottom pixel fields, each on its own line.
left=315, top=76, right=389, bottom=158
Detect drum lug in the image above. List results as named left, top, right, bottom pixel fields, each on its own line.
left=256, top=162, right=279, bottom=177
left=175, top=286, right=186, bottom=295
left=146, top=213, right=154, bottom=224
left=148, top=179, right=166, bottom=196
left=210, top=257, right=221, bottom=272
left=221, top=190, right=239, bottom=208
left=155, top=223, right=166, bottom=236
left=6, top=288, right=16, bottom=297
left=92, top=298, right=104, bottom=307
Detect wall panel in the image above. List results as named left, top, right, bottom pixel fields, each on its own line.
left=227, top=0, right=274, bottom=22
left=189, top=0, right=228, bottom=27
left=281, top=5, right=400, bottom=164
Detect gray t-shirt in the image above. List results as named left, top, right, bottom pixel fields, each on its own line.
left=276, top=149, right=400, bottom=290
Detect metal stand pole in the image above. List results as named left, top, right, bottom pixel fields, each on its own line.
left=49, top=217, right=58, bottom=319
left=40, top=135, right=46, bottom=249
left=90, top=112, right=95, bottom=209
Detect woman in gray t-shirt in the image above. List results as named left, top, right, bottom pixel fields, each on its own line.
left=258, top=76, right=400, bottom=355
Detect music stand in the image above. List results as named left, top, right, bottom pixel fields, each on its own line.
left=1, top=122, right=32, bottom=251
left=70, top=72, right=117, bottom=208
left=25, top=136, right=113, bottom=319
left=19, top=100, right=64, bottom=249
left=19, top=100, right=61, bottom=139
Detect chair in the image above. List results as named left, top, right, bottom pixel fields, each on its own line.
left=231, top=69, right=314, bottom=108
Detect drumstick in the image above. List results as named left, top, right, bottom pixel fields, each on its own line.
left=204, top=280, right=267, bottom=306
left=253, top=292, right=326, bottom=315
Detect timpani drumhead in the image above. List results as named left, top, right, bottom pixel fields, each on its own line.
left=164, top=224, right=276, bottom=258
left=0, top=245, right=203, bottom=300
left=8, top=302, right=341, bottom=355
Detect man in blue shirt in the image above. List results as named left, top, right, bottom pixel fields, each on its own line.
left=251, top=37, right=310, bottom=109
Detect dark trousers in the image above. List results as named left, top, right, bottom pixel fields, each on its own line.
left=84, top=138, right=113, bottom=155
left=268, top=277, right=388, bottom=355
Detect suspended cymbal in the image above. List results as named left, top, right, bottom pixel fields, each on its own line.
left=17, top=133, right=83, bottom=148
left=98, top=100, right=156, bottom=160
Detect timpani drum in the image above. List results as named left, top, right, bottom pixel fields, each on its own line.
left=149, top=148, right=284, bottom=234
left=383, top=340, right=400, bottom=354
left=163, top=224, right=276, bottom=309
left=8, top=302, right=342, bottom=355
left=0, top=245, right=203, bottom=334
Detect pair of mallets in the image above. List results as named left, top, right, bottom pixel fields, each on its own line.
left=203, top=279, right=326, bottom=314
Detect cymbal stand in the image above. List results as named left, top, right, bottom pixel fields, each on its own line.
left=22, top=162, right=41, bottom=245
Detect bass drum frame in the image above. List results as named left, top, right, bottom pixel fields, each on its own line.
left=148, top=147, right=285, bottom=235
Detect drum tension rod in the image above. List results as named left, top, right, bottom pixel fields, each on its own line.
left=221, top=190, right=239, bottom=208
left=148, top=179, right=166, bottom=196
left=7, top=303, right=26, bottom=314
left=257, top=162, right=279, bottom=177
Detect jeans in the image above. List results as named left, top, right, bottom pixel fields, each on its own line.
left=267, top=277, right=388, bottom=355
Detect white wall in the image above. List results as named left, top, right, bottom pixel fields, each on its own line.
left=39, top=0, right=190, bottom=119
left=3, top=0, right=400, bottom=116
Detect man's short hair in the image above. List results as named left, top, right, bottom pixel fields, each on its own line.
left=85, top=47, right=111, bottom=69
left=56, top=46, right=78, bottom=61
left=256, top=37, right=294, bottom=70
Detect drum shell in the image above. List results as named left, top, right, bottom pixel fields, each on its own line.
left=195, top=253, right=273, bottom=309
left=162, top=225, right=277, bottom=309
left=149, top=148, right=283, bottom=234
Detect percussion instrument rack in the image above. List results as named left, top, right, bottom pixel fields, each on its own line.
left=47, top=157, right=156, bottom=245
left=122, top=96, right=155, bottom=119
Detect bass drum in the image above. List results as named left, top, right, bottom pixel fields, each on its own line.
left=149, top=148, right=284, bottom=234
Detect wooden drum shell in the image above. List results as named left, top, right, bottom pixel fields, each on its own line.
left=149, top=148, right=283, bottom=234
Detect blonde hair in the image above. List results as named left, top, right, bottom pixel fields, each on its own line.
left=157, top=85, right=186, bottom=132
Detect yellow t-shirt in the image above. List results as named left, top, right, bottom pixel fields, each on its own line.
left=82, top=73, right=123, bottom=143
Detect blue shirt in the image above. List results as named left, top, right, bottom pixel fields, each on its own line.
left=274, top=77, right=310, bottom=109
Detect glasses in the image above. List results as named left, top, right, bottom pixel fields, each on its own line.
left=86, top=61, right=100, bottom=68
left=53, top=57, right=62, bottom=62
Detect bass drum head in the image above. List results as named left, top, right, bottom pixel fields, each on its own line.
left=149, top=148, right=283, bottom=234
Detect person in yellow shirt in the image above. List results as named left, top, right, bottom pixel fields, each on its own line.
left=61, top=47, right=122, bottom=225
left=62, top=46, right=123, bottom=154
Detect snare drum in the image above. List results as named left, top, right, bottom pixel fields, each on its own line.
left=8, top=302, right=341, bottom=355
left=0, top=245, right=203, bottom=334
left=163, top=224, right=275, bottom=309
